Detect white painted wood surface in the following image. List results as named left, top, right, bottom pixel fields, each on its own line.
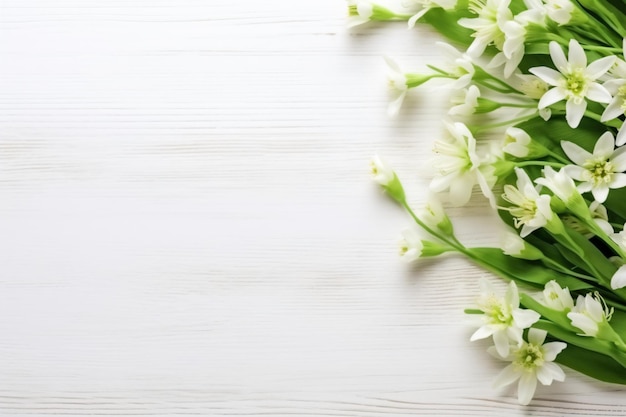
left=1, top=1, right=625, bottom=415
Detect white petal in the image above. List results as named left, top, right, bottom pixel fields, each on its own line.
left=408, top=8, right=429, bottom=28
left=568, top=39, right=586, bottom=68
left=512, top=309, right=541, bottom=329
left=493, top=330, right=511, bottom=357
left=538, top=87, right=566, bottom=109
left=549, top=41, right=568, bottom=72
left=586, top=83, right=612, bottom=104
left=593, top=131, right=615, bottom=157
left=448, top=173, right=475, bottom=206
left=618, top=124, right=626, bottom=146
left=529, top=66, right=563, bottom=86
left=610, top=173, right=626, bottom=189
left=517, top=372, right=538, bottom=405
left=561, top=141, right=591, bottom=166
left=542, top=341, right=567, bottom=361
left=565, top=98, right=586, bottom=128
left=586, top=56, right=617, bottom=80
left=387, top=91, right=407, bottom=117
left=562, top=165, right=586, bottom=180
left=611, top=265, right=626, bottom=289
left=602, top=99, right=624, bottom=122
left=493, top=364, right=521, bottom=388
left=615, top=149, right=626, bottom=170
left=470, top=324, right=495, bottom=341
left=592, top=183, right=609, bottom=203
left=527, top=328, right=547, bottom=345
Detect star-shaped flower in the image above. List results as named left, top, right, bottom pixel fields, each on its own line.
left=529, top=39, right=615, bottom=128
left=561, top=131, right=626, bottom=203
left=490, top=328, right=566, bottom=405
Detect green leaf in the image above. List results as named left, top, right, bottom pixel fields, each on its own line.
left=468, top=248, right=592, bottom=291
left=421, top=8, right=474, bottom=47
left=557, top=344, right=626, bottom=385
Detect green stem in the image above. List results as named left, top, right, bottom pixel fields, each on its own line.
left=545, top=150, right=570, bottom=165
left=472, top=114, right=535, bottom=133
left=542, top=256, right=597, bottom=282
left=516, top=160, right=565, bottom=169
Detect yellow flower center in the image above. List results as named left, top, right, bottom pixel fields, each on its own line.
left=565, top=68, right=587, bottom=96
left=515, top=344, right=544, bottom=369
left=583, top=157, right=614, bottom=185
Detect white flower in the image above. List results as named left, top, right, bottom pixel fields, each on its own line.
left=529, top=39, right=615, bottom=128
left=501, top=168, right=554, bottom=238
left=384, top=56, right=409, bottom=117
left=567, top=292, right=613, bottom=336
left=459, top=0, right=513, bottom=58
left=490, top=328, right=566, bottom=406
left=347, top=0, right=374, bottom=27
left=449, top=85, right=480, bottom=116
left=487, top=17, right=526, bottom=78
left=589, top=201, right=614, bottom=235
left=399, top=228, right=423, bottom=262
left=500, top=230, right=526, bottom=257
left=522, top=0, right=574, bottom=25
left=471, top=279, right=541, bottom=357
left=437, top=42, right=475, bottom=89
left=601, top=78, right=626, bottom=122
left=500, top=229, right=543, bottom=260
left=370, top=155, right=394, bottom=186
left=534, top=166, right=579, bottom=205
left=402, top=0, right=457, bottom=28
left=561, top=131, right=626, bottom=203
left=539, top=280, right=574, bottom=311
left=610, top=224, right=626, bottom=252
left=544, top=0, right=574, bottom=25
left=510, top=73, right=549, bottom=100
left=503, top=127, right=532, bottom=158
left=611, top=264, right=626, bottom=290
left=430, top=122, right=495, bottom=206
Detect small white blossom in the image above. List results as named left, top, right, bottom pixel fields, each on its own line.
left=510, top=73, right=549, bottom=100
left=611, top=264, right=626, bottom=290
left=437, top=42, right=475, bottom=89
left=487, top=17, right=526, bottom=78
left=529, top=39, right=615, bottom=128
left=544, top=0, right=574, bottom=25
left=384, top=56, right=409, bottom=117
left=503, top=127, right=532, bottom=158
left=347, top=0, right=374, bottom=27
left=370, top=155, right=394, bottom=186
left=471, top=279, right=541, bottom=357
left=561, top=131, right=626, bottom=203
left=601, top=77, right=626, bottom=122
left=523, top=0, right=574, bottom=25
left=534, top=166, right=579, bottom=204
left=459, top=0, right=513, bottom=58
left=610, top=224, right=626, bottom=252
left=540, top=280, right=574, bottom=311
left=490, top=328, right=566, bottom=405
left=589, top=201, right=613, bottom=235
left=567, top=292, right=613, bottom=336
left=402, top=0, right=457, bottom=28
left=430, top=122, right=495, bottom=206
left=501, top=168, right=554, bottom=238
left=449, top=85, right=480, bottom=116
left=399, top=228, right=423, bottom=262
left=500, top=230, right=526, bottom=257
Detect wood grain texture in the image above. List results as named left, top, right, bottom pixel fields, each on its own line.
left=1, top=0, right=625, bottom=415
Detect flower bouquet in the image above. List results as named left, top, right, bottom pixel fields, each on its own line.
left=350, top=0, right=626, bottom=405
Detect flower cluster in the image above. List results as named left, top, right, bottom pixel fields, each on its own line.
left=355, top=0, right=626, bottom=406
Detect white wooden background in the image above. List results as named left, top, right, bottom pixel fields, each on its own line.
left=1, top=0, right=626, bottom=415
